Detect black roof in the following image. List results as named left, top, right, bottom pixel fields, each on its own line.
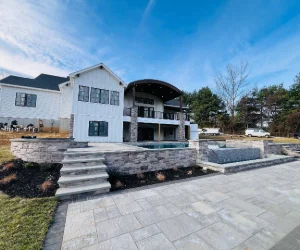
left=164, top=98, right=188, bottom=109
left=0, top=74, right=69, bottom=91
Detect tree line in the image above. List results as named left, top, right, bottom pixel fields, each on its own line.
left=183, top=61, right=300, bottom=136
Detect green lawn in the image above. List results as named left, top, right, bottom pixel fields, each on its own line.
left=0, top=145, right=58, bottom=250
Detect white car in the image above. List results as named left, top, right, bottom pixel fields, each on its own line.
left=245, top=128, right=270, bottom=137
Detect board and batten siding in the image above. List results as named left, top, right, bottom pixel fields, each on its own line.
left=60, top=84, right=73, bottom=118
left=71, top=68, right=124, bottom=142
left=0, top=85, right=61, bottom=120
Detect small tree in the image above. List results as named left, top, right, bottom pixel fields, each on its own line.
left=214, top=60, right=252, bottom=132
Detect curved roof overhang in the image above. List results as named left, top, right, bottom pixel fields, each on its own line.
left=125, top=79, right=182, bottom=102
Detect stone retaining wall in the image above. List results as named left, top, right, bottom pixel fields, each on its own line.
left=226, top=140, right=269, bottom=158
left=10, top=139, right=88, bottom=163
left=268, top=143, right=300, bottom=154
left=103, top=148, right=197, bottom=175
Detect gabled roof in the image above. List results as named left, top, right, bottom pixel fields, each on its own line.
left=0, top=74, right=69, bottom=91
left=69, top=63, right=126, bottom=86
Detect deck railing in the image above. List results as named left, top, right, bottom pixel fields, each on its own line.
left=123, top=108, right=190, bottom=121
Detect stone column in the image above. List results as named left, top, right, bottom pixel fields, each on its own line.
left=130, top=107, right=138, bottom=142
left=69, top=114, right=74, bottom=139
left=189, top=140, right=210, bottom=163
left=177, top=112, right=185, bottom=141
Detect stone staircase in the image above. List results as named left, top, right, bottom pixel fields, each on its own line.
left=55, top=151, right=111, bottom=200
left=282, top=145, right=300, bottom=157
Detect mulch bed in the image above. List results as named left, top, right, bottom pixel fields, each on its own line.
left=0, top=159, right=62, bottom=198
left=109, top=166, right=216, bottom=191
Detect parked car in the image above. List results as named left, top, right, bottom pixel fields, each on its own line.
left=292, top=132, right=300, bottom=139
left=245, top=128, right=270, bottom=137
left=198, top=128, right=221, bottom=136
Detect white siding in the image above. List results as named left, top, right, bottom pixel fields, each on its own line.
left=0, top=85, right=61, bottom=120
left=71, top=68, right=124, bottom=142
left=60, top=84, right=73, bottom=118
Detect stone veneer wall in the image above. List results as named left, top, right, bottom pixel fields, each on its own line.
left=103, top=148, right=197, bottom=175
left=268, top=143, right=300, bottom=154
left=69, top=114, right=74, bottom=138
left=10, top=139, right=88, bottom=163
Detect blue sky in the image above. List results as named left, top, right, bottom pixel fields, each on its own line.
left=0, top=0, right=299, bottom=91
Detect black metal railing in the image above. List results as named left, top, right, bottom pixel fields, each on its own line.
left=123, top=108, right=190, bottom=121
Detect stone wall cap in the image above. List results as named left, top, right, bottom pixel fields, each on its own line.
left=10, top=138, right=72, bottom=142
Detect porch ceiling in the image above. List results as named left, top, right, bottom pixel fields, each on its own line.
left=126, top=79, right=182, bottom=102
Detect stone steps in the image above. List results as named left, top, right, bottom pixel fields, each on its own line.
left=64, top=151, right=105, bottom=160
left=55, top=182, right=111, bottom=200
left=55, top=152, right=111, bottom=200
left=60, top=165, right=107, bottom=176
left=62, top=157, right=105, bottom=167
left=58, top=173, right=109, bottom=187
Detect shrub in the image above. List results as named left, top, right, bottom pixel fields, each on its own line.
left=2, top=162, right=14, bottom=171
left=39, top=180, right=54, bottom=193
left=24, top=162, right=40, bottom=171
left=156, top=172, right=166, bottom=181
left=0, top=174, right=17, bottom=185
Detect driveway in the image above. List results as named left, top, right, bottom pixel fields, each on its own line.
left=58, top=161, right=300, bottom=250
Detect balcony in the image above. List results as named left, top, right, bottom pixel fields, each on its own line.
left=123, top=108, right=189, bottom=121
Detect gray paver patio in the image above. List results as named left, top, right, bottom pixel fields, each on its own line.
left=60, top=160, right=300, bottom=250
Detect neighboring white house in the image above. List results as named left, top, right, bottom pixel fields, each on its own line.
left=0, top=63, right=198, bottom=142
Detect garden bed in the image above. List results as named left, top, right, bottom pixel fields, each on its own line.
left=109, top=166, right=216, bottom=191
left=0, top=159, right=62, bottom=198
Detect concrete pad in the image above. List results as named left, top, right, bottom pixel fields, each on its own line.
left=136, top=233, right=175, bottom=250
left=131, top=224, right=161, bottom=242
left=63, top=210, right=96, bottom=242
left=191, top=201, right=216, bottom=215
left=134, top=205, right=173, bottom=226
left=202, top=191, right=230, bottom=202
left=82, top=233, right=138, bottom=250
left=197, top=221, right=248, bottom=250
left=173, top=233, right=214, bottom=250
left=96, top=214, right=141, bottom=241
left=222, top=197, right=266, bottom=216
left=156, top=214, right=202, bottom=241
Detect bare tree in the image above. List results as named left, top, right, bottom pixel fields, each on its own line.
left=0, top=71, right=9, bottom=80
left=214, top=61, right=252, bottom=129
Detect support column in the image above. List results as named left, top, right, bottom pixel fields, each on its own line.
left=130, top=86, right=138, bottom=142
left=69, top=114, right=74, bottom=139
left=158, top=123, right=161, bottom=142
left=177, top=112, right=186, bottom=141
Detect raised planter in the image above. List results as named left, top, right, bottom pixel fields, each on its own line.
left=10, top=138, right=88, bottom=163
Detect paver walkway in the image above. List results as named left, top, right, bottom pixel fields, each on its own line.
left=59, top=161, right=300, bottom=250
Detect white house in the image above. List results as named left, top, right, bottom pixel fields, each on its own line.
left=0, top=63, right=197, bottom=142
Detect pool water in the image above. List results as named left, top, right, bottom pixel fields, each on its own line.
left=140, top=143, right=189, bottom=149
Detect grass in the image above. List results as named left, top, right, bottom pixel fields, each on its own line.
left=0, top=194, right=57, bottom=250
left=0, top=142, right=58, bottom=250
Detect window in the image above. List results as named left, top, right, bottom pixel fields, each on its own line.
left=90, top=88, right=109, bottom=104
left=78, top=85, right=89, bottom=102
left=135, top=96, right=154, bottom=105
left=89, top=121, right=108, bottom=136
left=15, top=93, right=37, bottom=107
left=110, top=91, right=119, bottom=105
left=100, top=89, right=109, bottom=104
left=90, top=88, right=101, bottom=103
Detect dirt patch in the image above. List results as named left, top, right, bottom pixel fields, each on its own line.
left=109, top=166, right=216, bottom=191
left=0, top=159, right=62, bottom=198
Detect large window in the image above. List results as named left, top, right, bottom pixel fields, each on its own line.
left=110, top=91, right=119, bottom=106
left=89, top=121, right=108, bottom=136
left=135, top=96, right=154, bottom=105
left=90, top=88, right=109, bottom=104
left=100, top=89, right=109, bottom=104
left=15, top=93, right=37, bottom=107
left=78, top=85, right=89, bottom=102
